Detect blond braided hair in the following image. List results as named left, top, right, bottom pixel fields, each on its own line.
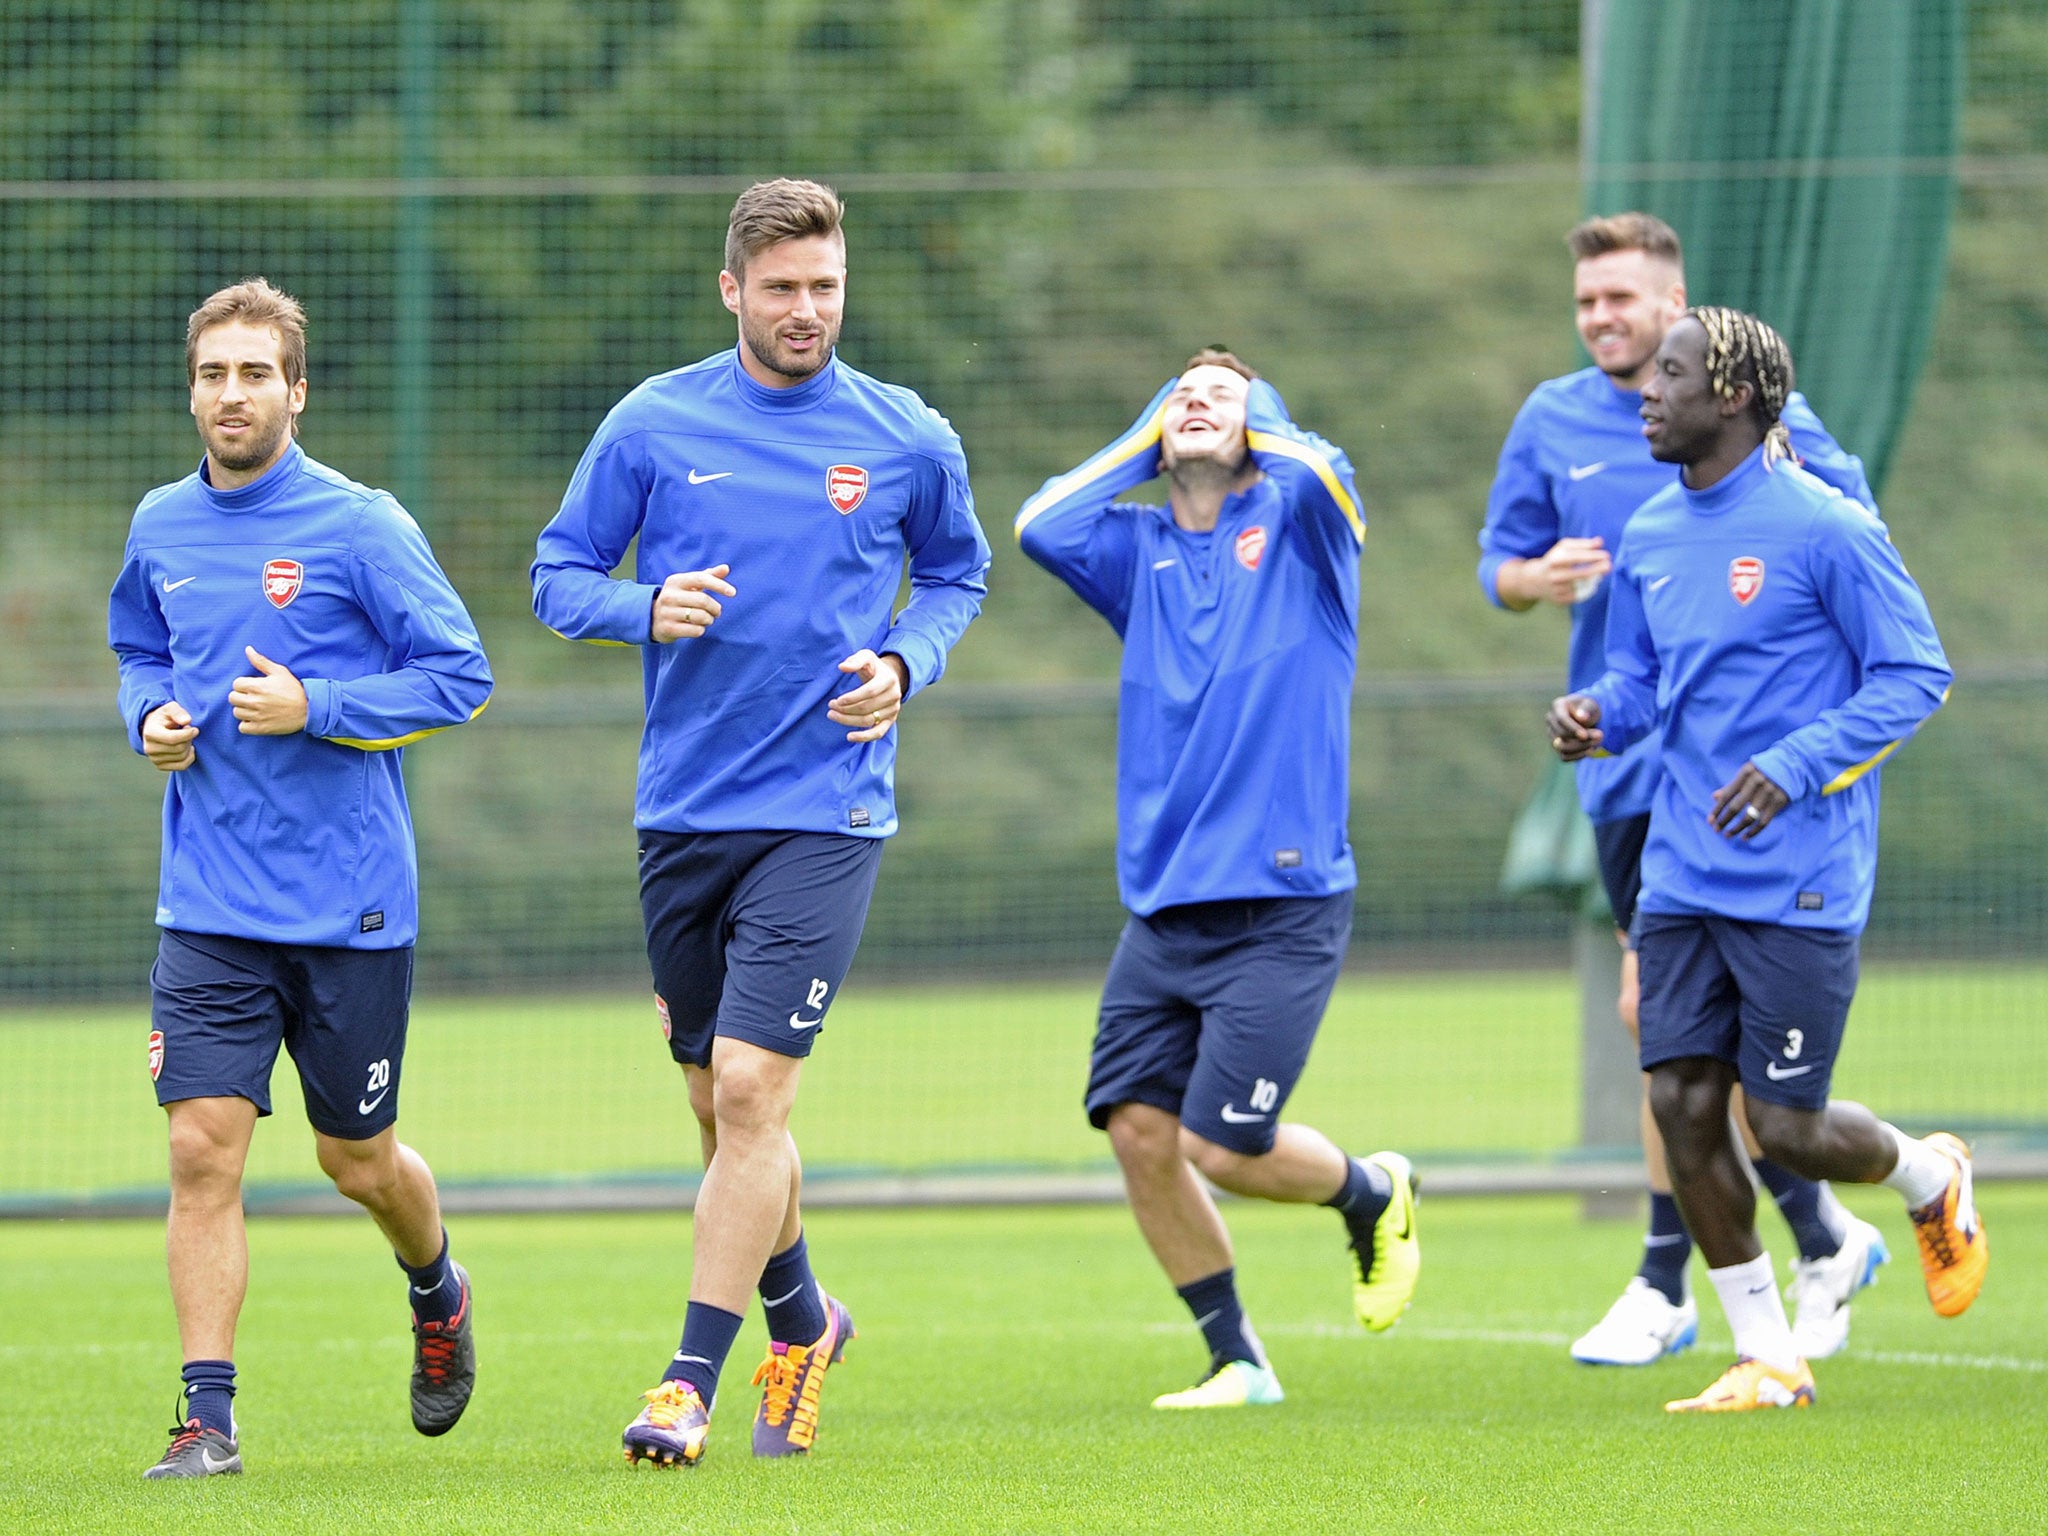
left=1687, top=306, right=1796, bottom=469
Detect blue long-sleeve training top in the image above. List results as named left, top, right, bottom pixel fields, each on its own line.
left=1478, top=368, right=1872, bottom=824
left=1583, top=445, right=1950, bottom=933
left=1015, top=378, right=1364, bottom=916
left=109, top=441, right=494, bottom=948
left=531, top=349, right=990, bottom=838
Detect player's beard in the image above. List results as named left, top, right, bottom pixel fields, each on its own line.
left=204, top=407, right=293, bottom=472
left=739, top=307, right=839, bottom=382
left=1163, top=440, right=1250, bottom=489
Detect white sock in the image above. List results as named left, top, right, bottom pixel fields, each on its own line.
left=1880, top=1125, right=1952, bottom=1209
left=1707, top=1253, right=1800, bottom=1372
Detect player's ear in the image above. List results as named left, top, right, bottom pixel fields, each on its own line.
left=1721, top=379, right=1755, bottom=420
left=718, top=270, right=741, bottom=315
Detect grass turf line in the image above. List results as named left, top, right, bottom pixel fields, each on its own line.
left=5, top=964, right=2044, bottom=1200
left=2, top=1188, right=2043, bottom=1534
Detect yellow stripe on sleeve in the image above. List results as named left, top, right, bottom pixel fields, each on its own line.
left=1819, top=684, right=1950, bottom=796
left=327, top=695, right=491, bottom=752
left=1245, top=429, right=1365, bottom=542
left=1013, top=410, right=1166, bottom=539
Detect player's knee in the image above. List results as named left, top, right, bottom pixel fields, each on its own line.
left=1177, top=1127, right=1248, bottom=1185
left=318, top=1136, right=398, bottom=1204
left=1105, top=1104, right=1178, bottom=1172
left=1744, top=1100, right=1815, bottom=1168
left=1647, top=1065, right=1719, bottom=1148
left=710, top=1056, right=796, bottom=1138
left=166, top=1114, right=241, bottom=1191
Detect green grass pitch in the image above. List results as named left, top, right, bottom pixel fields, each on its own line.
left=3, top=1189, right=2043, bottom=1533
left=5, top=964, right=2044, bottom=1200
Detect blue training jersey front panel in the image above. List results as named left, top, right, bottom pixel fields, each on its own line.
left=531, top=351, right=990, bottom=838
left=1017, top=379, right=1363, bottom=915
left=1478, top=367, right=1873, bottom=825
left=107, top=443, right=493, bottom=948
left=1586, top=449, right=1948, bottom=932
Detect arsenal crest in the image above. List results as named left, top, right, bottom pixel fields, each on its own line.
left=826, top=464, right=869, bottom=515
left=1728, top=556, right=1765, bottom=606
left=655, top=995, right=672, bottom=1041
left=1234, top=526, right=1268, bottom=571
left=262, top=557, right=305, bottom=608
left=148, top=1029, right=164, bottom=1082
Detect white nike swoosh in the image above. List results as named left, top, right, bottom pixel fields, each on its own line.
left=358, top=1089, right=390, bottom=1114
left=1764, top=1061, right=1814, bottom=1080
left=687, top=469, right=733, bottom=484
left=200, top=1447, right=237, bottom=1472
left=1568, top=462, right=1607, bottom=481
left=764, top=1284, right=807, bottom=1308
left=1218, top=1105, right=1267, bottom=1124
left=163, top=576, right=198, bottom=592
left=789, top=1013, right=823, bottom=1030
left=1649, top=575, right=1674, bottom=592
left=1152, top=558, right=1178, bottom=570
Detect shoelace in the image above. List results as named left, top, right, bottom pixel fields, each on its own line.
left=751, top=1349, right=800, bottom=1428
left=640, top=1381, right=700, bottom=1429
left=161, top=1417, right=205, bottom=1457
left=416, top=1325, right=460, bottom=1385
left=1912, top=1197, right=1958, bottom=1266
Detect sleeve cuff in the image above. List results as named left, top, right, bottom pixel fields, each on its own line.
left=1477, top=554, right=1509, bottom=609
left=302, top=677, right=340, bottom=738
left=881, top=635, right=935, bottom=698
left=1749, top=746, right=1809, bottom=801
left=128, top=697, right=170, bottom=755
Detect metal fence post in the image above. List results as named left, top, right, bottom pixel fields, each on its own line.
left=1577, top=918, right=1639, bottom=1219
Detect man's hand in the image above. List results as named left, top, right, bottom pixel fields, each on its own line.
left=1546, top=694, right=1603, bottom=761
left=141, top=701, right=199, bottom=771
left=651, top=565, right=737, bottom=643
left=1499, top=537, right=1612, bottom=610
left=830, top=650, right=909, bottom=743
left=230, top=647, right=309, bottom=735
left=1710, top=762, right=1790, bottom=839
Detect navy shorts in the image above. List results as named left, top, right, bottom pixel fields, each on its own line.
left=1634, top=912, right=1859, bottom=1111
left=149, top=928, right=413, bottom=1139
left=639, top=828, right=884, bottom=1069
left=1593, top=812, right=1651, bottom=938
left=1086, top=891, right=1354, bottom=1156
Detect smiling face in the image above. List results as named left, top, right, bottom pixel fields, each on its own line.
left=1639, top=315, right=1747, bottom=466
left=1574, top=248, right=1686, bottom=390
left=720, top=233, right=846, bottom=387
left=1160, top=364, right=1251, bottom=470
left=188, top=319, right=305, bottom=482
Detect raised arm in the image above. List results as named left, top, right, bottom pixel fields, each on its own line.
left=531, top=418, right=660, bottom=645
left=298, top=498, right=494, bottom=750
left=1749, top=507, right=1951, bottom=802
left=1012, top=381, right=1172, bottom=631
left=1243, top=378, right=1364, bottom=593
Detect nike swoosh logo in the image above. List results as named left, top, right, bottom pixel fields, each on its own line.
left=1649, top=575, right=1674, bottom=592
left=200, top=1447, right=237, bottom=1472
left=789, top=1013, right=823, bottom=1031
left=1218, top=1104, right=1267, bottom=1124
left=358, top=1089, right=390, bottom=1114
left=1764, top=1061, right=1814, bottom=1080
left=162, top=576, right=198, bottom=592
left=1568, top=462, right=1607, bottom=481
left=687, top=469, right=733, bottom=484
left=1152, top=558, right=1178, bottom=570
left=1746, top=1283, right=1772, bottom=1296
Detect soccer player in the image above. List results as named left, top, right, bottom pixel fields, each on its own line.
left=531, top=179, right=990, bottom=1467
left=109, top=279, right=493, bottom=1477
left=1014, top=350, right=1419, bottom=1411
left=1480, top=213, right=1888, bottom=1366
left=1548, top=307, right=1986, bottom=1413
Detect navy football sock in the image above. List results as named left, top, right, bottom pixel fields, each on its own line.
left=663, top=1301, right=746, bottom=1408
left=1323, top=1154, right=1393, bottom=1246
left=1637, top=1192, right=1693, bottom=1304
left=758, top=1231, right=829, bottom=1346
left=398, top=1228, right=461, bottom=1326
left=1176, top=1268, right=1266, bottom=1371
left=181, top=1358, right=236, bottom=1438
left=1753, top=1160, right=1843, bottom=1261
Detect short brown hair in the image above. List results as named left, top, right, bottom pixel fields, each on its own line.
left=1566, top=212, right=1684, bottom=267
left=1182, top=345, right=1260, bottom=381
left=724, top=178, right=846, bottom=278
left=186, top=277, right=307, bottom=385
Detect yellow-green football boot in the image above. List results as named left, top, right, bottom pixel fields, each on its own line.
left=1349, top=1151, right=1420, bottom=1331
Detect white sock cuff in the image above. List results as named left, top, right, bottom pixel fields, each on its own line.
left=1881, top=1124, right=1952, bottom=1208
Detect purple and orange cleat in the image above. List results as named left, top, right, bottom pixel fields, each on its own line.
left=750, top=1293, right=854, bottom=1457
left=622, top=1379, right=711, bottom=1468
